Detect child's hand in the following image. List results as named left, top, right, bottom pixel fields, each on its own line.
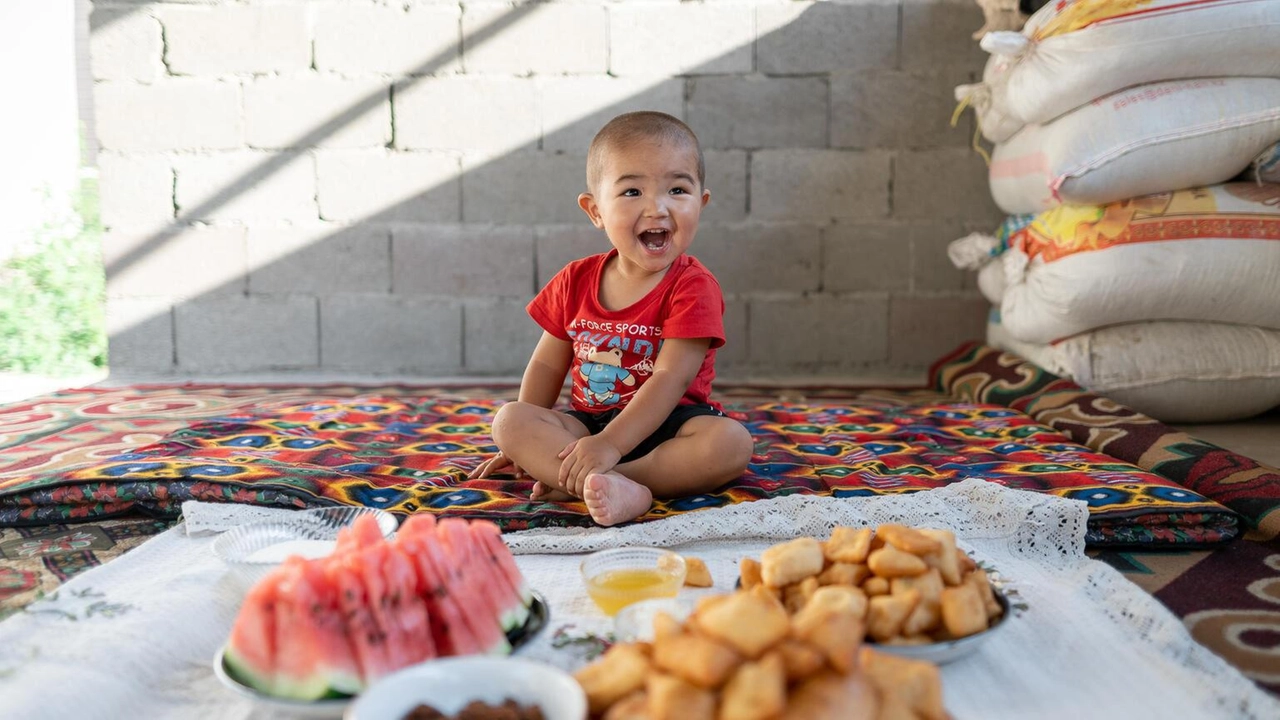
left=467, top=450, right=524, bottom=480
left=557, top=436, right=621, bottom=496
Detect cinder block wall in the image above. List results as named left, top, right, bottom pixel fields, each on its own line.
left=90, top=0, right=1001, bottom=380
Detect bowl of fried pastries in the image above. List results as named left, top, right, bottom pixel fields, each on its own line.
left=739, top=523, right=1009, bottom=665
left=575, top=582, right=947, bottom=719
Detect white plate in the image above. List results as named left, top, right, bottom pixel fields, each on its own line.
left=211, top=506, right=398, bottom=589
left=346, top=657, right=586, bottom=720
left=871, top=587, right=1013, bottom=664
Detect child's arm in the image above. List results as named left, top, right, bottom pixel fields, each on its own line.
left=518, top=332, right=574, bottom=407
left=557, top=337, right=710, bottom=495
left=468, top=332, right=572, bottom=480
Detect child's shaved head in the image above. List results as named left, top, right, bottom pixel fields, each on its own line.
left=586, top=111, right=705, bottom=192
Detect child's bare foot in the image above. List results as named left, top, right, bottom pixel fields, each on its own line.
left=531, top=481, right=575, bottom=502
left=583, top=471, right=653, bottom=527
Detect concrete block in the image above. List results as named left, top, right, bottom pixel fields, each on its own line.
left=888, top=293, right=987, bottom=366
left=248, top=225, right=392, bottom=294
left=718, top=297, right=749, bottom=370
left=821, top=222, right=912, bottom=293
left=893, top=148, right=1002, bottom=224
left=540, top=77, right=684, bottom=153
left=244, top=76, right=392, bottom=150
left=320, top=294, right=462, bottom=372
left=393, top=225, right=535, bottom=297
left=901, top=0, right=989, bottom=73
left=463, top=299, right=543, bottom=374
left=159, top=5, right=310, bottom=76
left=96, top=152, right=173, bottom=230
left=394, top=77, right=539, bottom=153
left=90, top=7, right=162, bottom=81
left=315, top=4, right=461, bottom=76
left=831, top=69, right=974, bottom=149
left=103, top=225, right=246, bottom=298
left=463, top=3, right=606, bottom=75
left=757, top=1, right=898, bottom=74
left=611, top=4, right=753, bottom=76
left=702, top=150, right=748, bottom=223
left=106, top=296, right=174, bottom=372
left=317, top=150, right=461, bottom=223
left=94, top=80, right=241, bottom=151
left=692, top=223, right=821, bottom=295
left=175, top=296, right=320, bottom=372
left=748, top=293, right=890, bottom=367
left=751, top=150, right=891, bottom=221
left=462, top=151, right=587, bottom=224
left=910, top=221, right=974, bottom=292
left=688, top=76, right=827, bottom=150
left=535, top=225, right=606, bottom=290
left=174, top=151, right=316, bottom=223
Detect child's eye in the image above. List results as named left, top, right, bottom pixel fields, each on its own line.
left=670, top=187, right=689, bottom=195
left=621, top=188, right=640, bottom=197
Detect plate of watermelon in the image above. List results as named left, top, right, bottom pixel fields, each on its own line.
left=213, top=513, right=549, bottom=714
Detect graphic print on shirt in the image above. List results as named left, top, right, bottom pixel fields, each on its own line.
left=568, top=318, right=663, bottom=409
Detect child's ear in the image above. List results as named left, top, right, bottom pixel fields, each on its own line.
left=700, top=188, right=711, bottom=208
left=578, top=193, right=604, bottom=228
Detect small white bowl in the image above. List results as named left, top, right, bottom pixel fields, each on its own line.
left=345, top=657, right=587, bottom=720
left=211, top=506, right=397, bottom=589
left=613, top=596, right=696, bottom=642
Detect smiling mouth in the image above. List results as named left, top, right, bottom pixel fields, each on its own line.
left=640, top=229, right=671, bottom=252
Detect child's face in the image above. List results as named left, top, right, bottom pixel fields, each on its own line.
left=578, top=138, right=710, bottom=278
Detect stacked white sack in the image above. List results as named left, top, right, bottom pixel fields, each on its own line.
left=957, top=0, right=1280, bottom=144
left=953, top=184, right=1280, bottom=346
left=986, top=314, right=1280, bottom=423
left=989, top=78, right=1280, bottom=215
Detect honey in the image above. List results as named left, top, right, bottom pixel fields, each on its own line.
left=585, top=567, right=682, bottom=616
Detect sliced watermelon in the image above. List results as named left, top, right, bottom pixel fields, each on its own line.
left=418, top=526, right=511, bottom=656
left=224, top=565, right=284, bottom=694
left=397, top=532, right=485, bottom=657
left=382, top=542, right=437, bottom=666
left=271, top=558, right=350, bottom=700
left=438, top=518, right=525, bottom=634
left=470, top=520, right=533, bottom=628
left=224, top=513, right=534, bottom=703
left=298, top=560, right=362, bottom=696
left=331, top=553, right=397, bottom=684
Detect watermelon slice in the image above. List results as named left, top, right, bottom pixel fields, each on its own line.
left=435, top=519, right=511, bottom=634
left=470, top=520, right=533, bottom=628
left=271, top=558, right=354, bottom=700
left=224, top=565, right=283, bottom=694
left=418, top=526, right=511, bottom=656
left=396, top=532, right=486, bottom=658
left=331, top=553, right=397, bottom=684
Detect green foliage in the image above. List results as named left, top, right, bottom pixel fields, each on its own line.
left=0, top=177, right=108, bottom=374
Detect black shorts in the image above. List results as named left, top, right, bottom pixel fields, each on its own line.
left=565, top=403, right=726, bottom=464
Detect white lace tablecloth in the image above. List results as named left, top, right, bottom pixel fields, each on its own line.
left=1, top=479, right=1276, bottom=720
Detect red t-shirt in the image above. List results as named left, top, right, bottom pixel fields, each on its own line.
left=528, top=250, right=725, bottom=414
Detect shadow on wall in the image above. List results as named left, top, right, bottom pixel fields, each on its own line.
left=96, top=0, right=998, bottom=379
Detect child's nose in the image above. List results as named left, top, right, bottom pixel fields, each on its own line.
left=643, top=196, right=670, bottom=217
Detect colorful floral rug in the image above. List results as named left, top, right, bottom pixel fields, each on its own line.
left=0, top=387, right=1235, bottom=548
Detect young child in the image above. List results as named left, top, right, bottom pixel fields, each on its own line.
left=468, top=111, right=753, bottom=526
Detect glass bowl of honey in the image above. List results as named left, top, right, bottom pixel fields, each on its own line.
left=580, top=547, right=686, bottom=616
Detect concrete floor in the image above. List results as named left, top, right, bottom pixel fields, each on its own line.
left=2, top=371, right=1277, bottom=467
